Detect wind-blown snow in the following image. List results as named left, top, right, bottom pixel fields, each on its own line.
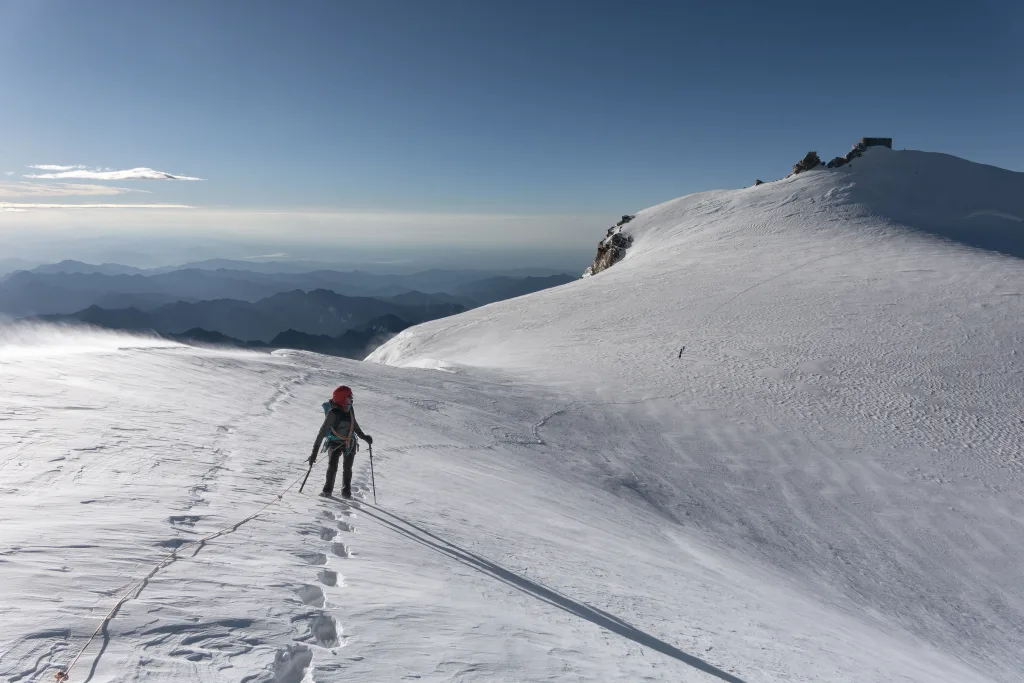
left=0, top=322, right=182, bottom=359
left=2, top=148, right=1023, bottom=683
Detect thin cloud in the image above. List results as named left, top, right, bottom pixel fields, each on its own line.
left=25, top=166, right=203, bottom=181
left=0, top=202, right=193, bottom=211
left=29, top=164, right=86, bottom=172
left=0, top=182, right=148, bottom=198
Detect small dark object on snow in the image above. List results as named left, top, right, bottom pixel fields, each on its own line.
left=678, top=347, right=685, bottom=358
left=754, top=179, right=764, bottom=186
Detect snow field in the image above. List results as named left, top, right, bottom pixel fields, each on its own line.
left=3, top=147, right=1023, bottom=682
left=0, top=331, right=998, bottom=682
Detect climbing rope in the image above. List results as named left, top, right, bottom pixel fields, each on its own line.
left=53, top=459, right=322, bottom=682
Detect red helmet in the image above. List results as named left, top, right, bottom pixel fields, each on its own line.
left=332, top=385, right=353, bottom=406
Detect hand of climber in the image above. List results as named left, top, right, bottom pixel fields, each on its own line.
left=363, top=434, right=373, bottom=445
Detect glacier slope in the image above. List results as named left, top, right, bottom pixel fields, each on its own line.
left=0, top=324, right=993, bottom=683
left=371, top=148, right=1024, bottom=680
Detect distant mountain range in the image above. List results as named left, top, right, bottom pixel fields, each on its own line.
left=5, top=260, right=576, bottom=357
left=0, top=263, right=574, bottom=316
left=29, top=261, right=148, bottom=276
left=171, top=313, right=410, bottom=360
left=41, top=289, right=466, bottom=342
left=0, top=269, right=283, bottom=316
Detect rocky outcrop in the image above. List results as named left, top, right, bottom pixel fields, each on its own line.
left=827, top=138, right=893, bottom=169
left=827, top=141, right=867, bottom=168
left=786, top=138, right=894, bottom=176
left=791, top=151, right=822, bottom=176
left=582, top=215, right=635, bottom=277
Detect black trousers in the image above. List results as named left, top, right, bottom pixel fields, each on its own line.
left=323, top=442, right=356, bottom=494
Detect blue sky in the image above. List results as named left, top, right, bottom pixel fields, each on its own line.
left=0, top=0, right=1021, bottom=261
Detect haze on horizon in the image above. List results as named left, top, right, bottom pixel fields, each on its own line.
left=0, top=0, right=1020, bottom=269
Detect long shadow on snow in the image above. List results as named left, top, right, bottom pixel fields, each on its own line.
left=348, top=501, right=747, bottom=683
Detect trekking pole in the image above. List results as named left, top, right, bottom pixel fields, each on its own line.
left=300, top=441, right=329, bottom=494
left=369, top=443, right=378, bottom=504
left=298, top=459, right=314, bottom=493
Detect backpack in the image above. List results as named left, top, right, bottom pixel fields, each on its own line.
left=321, top=401, right=356, bottom=451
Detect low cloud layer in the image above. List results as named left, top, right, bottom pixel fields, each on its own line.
left=1, top=202, right=193, bottom=212
left=0, top=206, right=602, bottom=249
left=25, top=166, right=202, bottom=181
left=0, top=182, right=147, bottom=198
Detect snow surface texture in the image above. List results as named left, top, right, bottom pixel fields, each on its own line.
left=1, top=147, right=1021, bottom=683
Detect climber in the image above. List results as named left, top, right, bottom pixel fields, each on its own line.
left=309, top=385, right=372, bottom=499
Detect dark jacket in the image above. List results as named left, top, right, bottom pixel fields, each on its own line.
left=311, top=401, right=367, bottom=458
